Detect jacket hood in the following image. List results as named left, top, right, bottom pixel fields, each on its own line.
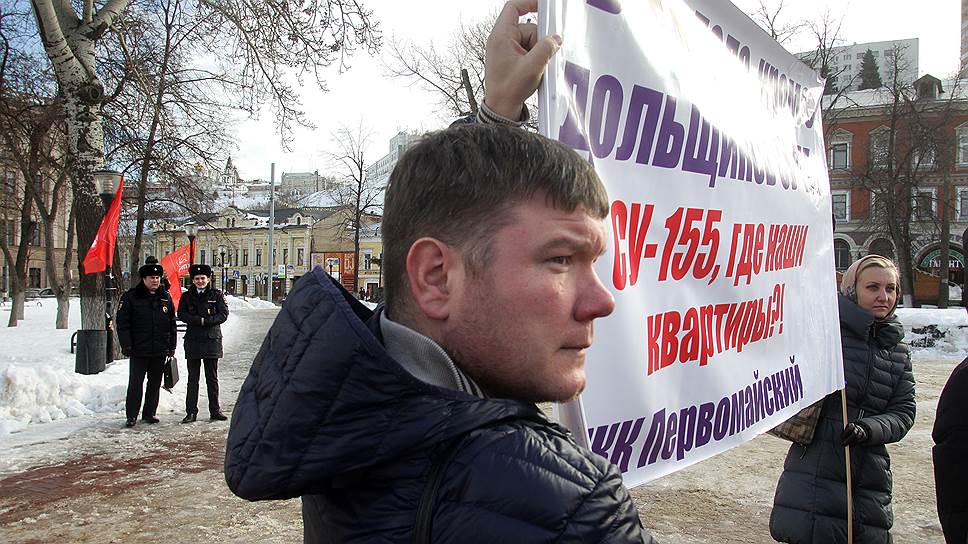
left=838, top=294, right=904, bottom=349
left=225, top=267, right=536, bottom=501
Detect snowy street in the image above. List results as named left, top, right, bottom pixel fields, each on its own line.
left=0, top=301, right=964, bottom=542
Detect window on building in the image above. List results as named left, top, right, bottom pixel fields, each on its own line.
left=3, top=171, right=14, bottom=193
left=869, top=239, right=895, bottom=259
left=958, top=130, right=968, bottom=165
left=28, top=267, right=41, bottom=288
left=856, top=52, right=864, bottom=60
left=243, top=249, right=249, bottom=266
left=28, top=221, right=40, bottom=246
left=225, top=218, right=230, bottom=228
left=960, top=189, right=968, bottom=220
left=834, top=240, right=851, bottom=271
left=869, top=130, right=890, bottom=167
left=296, top=216, right=301, bottom=225
left=912, top=144, right=936, bottom=169
left=297, top=248, right=304, bottom=266
left=256, top=248, right=262, bottom=266
left=913, top=190, right=935, bottom=219
left=832, top=191, right=849, bottom=222
left=234, top=249, right=239, bottom=267
left=869, top=191, right=883, bottom=215
left=363, top=250, right=372, bottom=271
left=200, top=250, right=206, bottom=265
left=272, top=249, right=276, bottom=265
left=283, top=248, right=289, bottom=265
left=829, top=142, right=850, bottom=169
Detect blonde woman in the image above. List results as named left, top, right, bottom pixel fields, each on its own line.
left=771, top=255, right=916, bottom=543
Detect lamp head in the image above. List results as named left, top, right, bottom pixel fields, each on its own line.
left=92, top=169, right=122, bottom=198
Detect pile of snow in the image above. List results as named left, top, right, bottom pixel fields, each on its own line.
left=0, top=295, right=269, bottom=435
left=228, top=295, right=278, bottom=310
left=895, top=307, right=968, bottom=358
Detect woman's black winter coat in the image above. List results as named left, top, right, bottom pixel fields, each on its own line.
left=177, top=287, right=228, bottom=359
left=116, top=282, right=177, bottom=358
left=770, top=294, right=916, bottom=544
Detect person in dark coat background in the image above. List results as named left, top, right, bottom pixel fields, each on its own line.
left=770, top=255, right=916, bottom=543
left=177, top=263, right=229, bottom=423
left=933, top=356, right=968, bottom=543
left=117, top=260, right=177, bottom=428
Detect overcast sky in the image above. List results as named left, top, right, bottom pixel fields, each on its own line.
left=230, top=0, right=961, bottom=181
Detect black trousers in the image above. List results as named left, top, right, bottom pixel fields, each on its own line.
left=186, top=357, right=221, bottom=415
left=126, top=356, right=166, bottom=420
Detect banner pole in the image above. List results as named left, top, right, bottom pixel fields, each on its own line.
left=841, top=388, right=853, bottom=544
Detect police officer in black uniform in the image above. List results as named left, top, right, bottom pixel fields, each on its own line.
left=177, top=264, right=229, bottom=422
left=117, top=259, right=177, bottom=428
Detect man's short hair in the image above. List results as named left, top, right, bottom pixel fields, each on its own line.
left=381, top=124, right=609, bottom=317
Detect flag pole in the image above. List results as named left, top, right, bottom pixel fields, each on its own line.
left=841, top=388, right=853, bottom=544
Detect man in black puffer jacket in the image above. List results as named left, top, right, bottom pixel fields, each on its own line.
left=117, top=260, right=177, bottom=428
left=225, top=4, right=656, bottom=540
left=934, top=356, right=968, bottom=543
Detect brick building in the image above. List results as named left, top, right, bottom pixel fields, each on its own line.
left=826, top=75, right=968, bottom=299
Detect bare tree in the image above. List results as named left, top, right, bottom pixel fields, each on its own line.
left=384, top=16, right=490, bottom=120
left=21, top=0, right=381, bottom=333
left=325, top=122, right=382, bottom=293
left=749, top=0, right=804, bottom=45
left=383, top=11, right=541, bottom=128
left=0, top=5, right=76, bottom=328
left=842, top=46, right=967, bottom=306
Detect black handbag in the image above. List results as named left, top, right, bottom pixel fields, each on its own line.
left=163, top=356, right=180, bottom=390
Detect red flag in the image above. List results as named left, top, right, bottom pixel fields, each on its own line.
left=82, top=177, right=125, bottom=274
left=161, top=244, right=191, bottom=311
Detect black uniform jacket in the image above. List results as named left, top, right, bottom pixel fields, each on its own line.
left=117, top=282, right=177, bottom=358
left=225, top=267, right=656, bottom=543
left=177, top=286, right=229, bottom=359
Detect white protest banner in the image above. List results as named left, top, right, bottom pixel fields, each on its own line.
left=538, top=0, right=845, bottom=487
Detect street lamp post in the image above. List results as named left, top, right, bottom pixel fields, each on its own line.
left=218, top=245, right=226, bottom=292
left=185, top=224, right=198, bottom=268
left=93, top=169, right=122, bottom=364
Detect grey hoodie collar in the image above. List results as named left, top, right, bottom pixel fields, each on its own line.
left=379, top=313, right=485, bottom=398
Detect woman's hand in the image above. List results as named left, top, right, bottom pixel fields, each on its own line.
left=841, top=422, right=868, bottom=446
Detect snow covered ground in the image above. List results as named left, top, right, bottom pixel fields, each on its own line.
left=0, top=295, right=276, bottom=436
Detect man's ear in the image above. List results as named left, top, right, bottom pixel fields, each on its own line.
left=406, top=237, right=460, bottom=321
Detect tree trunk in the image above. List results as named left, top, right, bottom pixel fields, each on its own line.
left=65, top=96, right=108, bottom=332
left=7, top=292, right=23, bottom=327
left=939, top=172, right=952, bottom=308
left=57, top=198, right=77, bottom=330
left=55, top=293, right=70, bottom=329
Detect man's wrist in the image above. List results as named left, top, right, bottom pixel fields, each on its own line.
left=479, top=100, right=529, bottom=127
